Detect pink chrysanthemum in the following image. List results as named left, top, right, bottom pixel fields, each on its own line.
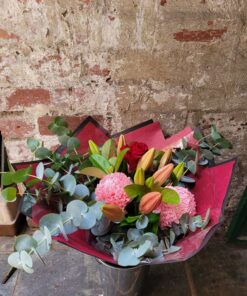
left=154, top=186, right=196, bottom=229
left=95, top=173, right=132, bottom=209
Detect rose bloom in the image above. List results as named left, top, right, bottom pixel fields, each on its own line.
left=121, top=141, right=148, bottom=171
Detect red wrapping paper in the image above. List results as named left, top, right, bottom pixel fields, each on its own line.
left=14, top=117, right=236, bottom=265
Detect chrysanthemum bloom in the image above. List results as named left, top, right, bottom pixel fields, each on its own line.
left=95, top=173, right=132, bottom=209
left=154, top=186, right=196, bottom=229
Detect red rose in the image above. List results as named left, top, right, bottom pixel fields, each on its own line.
left=121, top=142, right=148, bottom=171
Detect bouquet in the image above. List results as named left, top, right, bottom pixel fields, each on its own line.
left=1, top=116, right=235, bottom=273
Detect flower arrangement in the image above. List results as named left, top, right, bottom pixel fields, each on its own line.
left=1, top=117, right=234, bottom=273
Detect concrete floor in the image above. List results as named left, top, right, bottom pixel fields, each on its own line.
left=0, top=234, right=246, bottom=296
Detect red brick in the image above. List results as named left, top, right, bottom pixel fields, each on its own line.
left=0, top=119, right=34, bottom=139
left=7, top=89, right=51, bottom=109
left=0, top=28, right=18, bottom=39
left=38, top=115, right=104, bottom=136
left=31, top=55, right=62, bottom=69
left=88, top=65, right=110, bottom=77
left=174, top=28, right=227, bottom=42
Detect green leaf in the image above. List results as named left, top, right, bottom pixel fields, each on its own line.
left=147, top=213, right=160, bottom=224
left=26, top=178, right=41, bottom=188
left=124, top=184, right=148, bottom=199
left=187, top=160, right=197, bottom=174
left=109, top=157, right=117, bottom=167
left=114, top=148, right=129, bottom=172
left=67, top=137, right=80, bottom=153
left=126, top=215, right=141, bottom=223
left=54, top=116, right=68, bottom=127
left=80, top=167, right=106, bottom=179
left=215, top=138, right=232, bottom=149
left=1, top=187, right=17, bottom=202
left=145, top=176, right=154, bottom=188
left=35, top=147, right=52, bottom=159
left=200, top=149, right=214, bottom=160
left=2, top=172, right=15, bottom=186
left=101, top=139, right=115, bottom=159
left=89, top=154, right=112, bottom=174
left=193, top=130, right=203, bottom=140
left=211, top=125, right=221, bottom=141
left=162, top=188, right=180, bottom=205
left=58, top=135, right=70, bottom=146
left=27, top=138, right=40, bottom=152
left=13, top=167, right=32, bottom=183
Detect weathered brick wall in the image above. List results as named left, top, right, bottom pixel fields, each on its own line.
left=0, top=0, right=246, bottom=223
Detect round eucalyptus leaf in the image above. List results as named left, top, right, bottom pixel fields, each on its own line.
left=15, top=234, right=38, bottom=252
left=45, top=168, right=55, bottom=178
left=189, top=218, right=197, bottom=232
left=199, top=158, right=209, bottom=166
left=180, top=176, right=196, bottom=183
left=90, top=192, right=96, bottom=200
left=20, top=251, right=34, bottom=274
left=74, top=184, right=90, bottom=198
left=167, top=245, right=181, bottom=254
left=118, top=247, right=140, bottom=267
left=51, top=172, right=60, bottom=184
left=33, top=227, right=52, bottom=255
left=8, top=252, right=22, bottom=269
left=127, top=228, right=142, bottom=241
left=36, top=162, right=44, bottom=180
left=89, top=201, right=103, bottom=220
left=79, top=209, right=96, bottom=229
left=140, top=233, right=158, bottom=246
left=27, top=138, right=40, bottom=152
left=67, top=137, right=80, bottom=153
left=60, top=211, right=77, bottom=234
left=149, top=240, right=165, bottom=258
left=135, top=240, right=152, bottom=258
left=91, top=216, right=111, bottom=236
left=169, top=230, right=176, bottom=245
left=62, top=174, right=77, bottom=196
left=136, top=215, right=149, bottom=230
left=40, top=213, right=63, bottom=236
left=66, top=200, right=88, bottom=227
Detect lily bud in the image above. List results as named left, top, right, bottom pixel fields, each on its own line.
left=153, top=163, right=174, bottom=186
left=134, top=168, right=145, bottom=185
left=137, top=148, right=155, bottom=171
left=139, top=192, right=162, bottom=214
left=117, top=134, right=126, bottom=155
left=102, top=204, right=125, bottom=222
left=88, top=140, right=100, bottom=155
left=173, top=162, right=185, bottom=182
left=158, top=149, right=172, bottom=169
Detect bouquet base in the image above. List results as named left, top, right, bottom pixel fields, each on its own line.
left=97, top=259, right=150, bottom=296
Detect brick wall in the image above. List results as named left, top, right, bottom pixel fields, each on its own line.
left=0, top=0, right=246, bottom=225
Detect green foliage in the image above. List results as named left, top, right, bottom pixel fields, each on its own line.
left=162, top=188, right=180, bottom=205
left=1, top=187, right=17, bottom=202
left=101, top=139, right=115, bottom=159
left=124, top=184, right=149, bottom=199
left=27, top=138, right=40, bottom=152
left=114, top=147, right=129, bottom=172
left=48, top=116, right=70, bottom=136
left=89, top=154, right=112, bottom=174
